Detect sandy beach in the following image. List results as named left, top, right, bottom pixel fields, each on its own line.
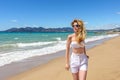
left=8, top=36, right=120, bottom=80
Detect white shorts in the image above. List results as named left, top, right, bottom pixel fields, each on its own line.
left=70, top=52, right=88, bottom=73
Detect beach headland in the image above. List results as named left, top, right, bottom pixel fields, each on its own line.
left=5, top=35, right=120, bottom=80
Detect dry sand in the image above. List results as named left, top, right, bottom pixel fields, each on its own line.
left=8, top=36, right=120, bottom=80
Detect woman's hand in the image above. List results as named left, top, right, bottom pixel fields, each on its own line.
left=65, top=64, right=70, bottom=71
left=86, top=55, right=89, bottom=59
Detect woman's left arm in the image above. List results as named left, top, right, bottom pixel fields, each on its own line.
left=84, top=46, right=89, bottom=58
left=83, top=41, right=89, bottom=58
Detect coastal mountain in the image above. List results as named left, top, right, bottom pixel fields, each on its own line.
left=3, top=27, right=73, bottom=32
left=1, top=27, right=120, bottom=33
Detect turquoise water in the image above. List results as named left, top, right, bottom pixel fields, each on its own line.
left=0, top=32, right=105, bottom=52
left=0, top=32, right=104, bottom=44
left=0, top=32, right=119, bottom=67
left=0, top=32, right=71, bottom=44
left=0, top=32, right=105, bottom=49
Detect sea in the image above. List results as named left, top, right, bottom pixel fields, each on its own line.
left=0, top=32, right=119, bottom=67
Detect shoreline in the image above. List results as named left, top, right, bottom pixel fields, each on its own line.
left=0, top=50, right=66, bottom=80
left=0, top=35, right=119, bottom=80
left=7, top=36, right=120, bottom=80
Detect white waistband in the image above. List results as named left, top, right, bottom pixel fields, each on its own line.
left=72, top=52, right=85, bottom=56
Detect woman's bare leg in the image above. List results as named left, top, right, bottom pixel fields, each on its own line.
left=79, top=70, right=87, bottom=80
left=72, top=72, right=79, bottom=80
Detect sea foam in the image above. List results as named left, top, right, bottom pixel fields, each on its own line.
left=0, top=34, right=119, bottom=67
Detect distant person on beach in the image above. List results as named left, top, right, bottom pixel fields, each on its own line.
left=65, top=19, right=89, bottom=80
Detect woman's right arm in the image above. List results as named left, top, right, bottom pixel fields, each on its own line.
left=65, top=35, right=71, bottom=70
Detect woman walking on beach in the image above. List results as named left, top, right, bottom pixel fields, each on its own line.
left=65, top=19, right=89, bottom=80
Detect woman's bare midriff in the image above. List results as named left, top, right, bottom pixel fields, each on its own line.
left=72, top=47, right=84, bottom=54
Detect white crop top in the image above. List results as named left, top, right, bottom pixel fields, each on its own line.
left=70, top=41, right=85, bottom=48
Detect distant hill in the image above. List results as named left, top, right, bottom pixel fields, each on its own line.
left=3, top=27, right=73, bottom=32
left=88, top=27, right=120, bottom=32
left=0, top=27, right=120, bottom=33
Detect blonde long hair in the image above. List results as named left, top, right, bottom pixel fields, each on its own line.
left=71, top=19, right=86, bottom=43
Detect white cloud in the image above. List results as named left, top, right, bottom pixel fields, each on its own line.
left=23, top=24, right=39, bottom=27
left=32, top=25, right=39, bottom=27
left=84, top=21, right=88, bottom=24
left=116, top=12, right=120, bottom=14
left=11, top=20, right=17, bottom=22
left=23, top=24, right=31, bottom=27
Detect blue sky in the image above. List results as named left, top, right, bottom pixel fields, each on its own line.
left=0, top=0, right=120, bottom=31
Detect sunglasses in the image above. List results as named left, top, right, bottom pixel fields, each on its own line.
left=72, top=24, right=80, bottom=28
